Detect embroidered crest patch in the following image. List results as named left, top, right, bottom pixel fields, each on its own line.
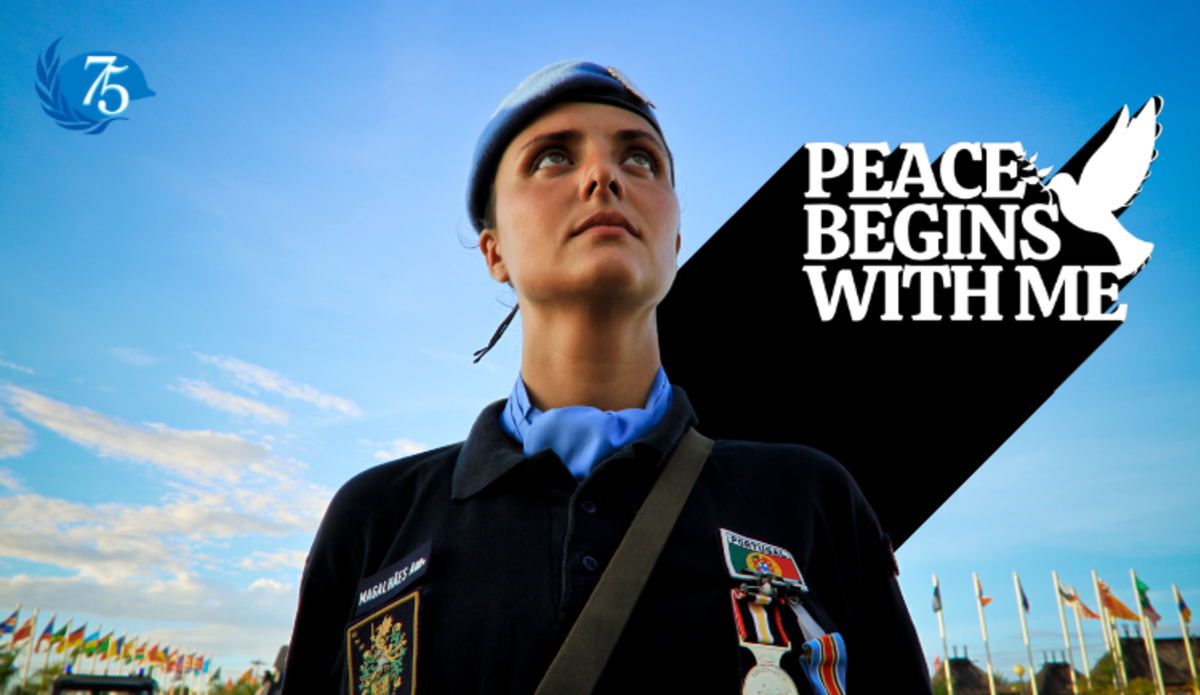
left=346, top=590, right=418, bottom=695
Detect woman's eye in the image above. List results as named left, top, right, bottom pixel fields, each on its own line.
left=626, top=152, right=654, bottom=170
left=535, top=151, right=570, bottom=169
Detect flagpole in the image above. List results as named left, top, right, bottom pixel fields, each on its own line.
left=1173, top=585, right=1199, bottom=695
left=1094, top=572, right=1123, bottom=691
left=1093, top=575, right=1115, bottom=690
left=1015, top=573, right=1039, bottom=695
left=71, top=622, right=82, bottom=672
left=117, top=633, right=127, bottom=676
left=103, top=633, right=113, bottom=676
left=933, top=574, right=955, bottom=695
left=41, top=613, right=57, bottom=677
left=1131, top=570, right=1165, bottom=695
left=58, top=617, right=72, bottom=672
left=974, top=573, right=998, bottom=695
left=161, top=642, right=170, bottom=693
left=1112, top=613, right=1129, bottom=691
left=1072, top=600, right=1091, bottom=689
left=1052, top=572, right=1079, bottom=694
left=90, top=625, right=102, bottom=674
left=21, top=608, right=39, bottom=687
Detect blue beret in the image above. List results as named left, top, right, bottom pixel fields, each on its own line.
left=467, top=60, right=667, bottom=232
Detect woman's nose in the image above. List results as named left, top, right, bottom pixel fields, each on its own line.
left=580, top=153, right=624, bottom=201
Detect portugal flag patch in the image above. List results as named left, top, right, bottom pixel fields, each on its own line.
left=720, top=528, right=805, bottom=584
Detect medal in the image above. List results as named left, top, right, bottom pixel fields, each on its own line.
left=743, top=643, right=799, bottom=695
left=731, top=589, right=800, bottom=695
left=720, top=529, right=848, bottom=695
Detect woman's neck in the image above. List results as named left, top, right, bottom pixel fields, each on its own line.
left=519, top=302, right=662, bottom=412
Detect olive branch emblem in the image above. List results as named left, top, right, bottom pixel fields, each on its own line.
left=35, top=38, right=128, bottom=135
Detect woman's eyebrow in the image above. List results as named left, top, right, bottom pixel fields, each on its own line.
left=518, top=129, right=581, bottom=154
left=616, top=128, right=666, bottom=151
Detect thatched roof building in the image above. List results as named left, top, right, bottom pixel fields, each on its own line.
left=1091, top=635, right=1199, bottom=693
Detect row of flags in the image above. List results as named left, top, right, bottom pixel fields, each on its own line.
left=0, top=606, right=216, bottom=691
left=930, top=571, right=1195, bottom=695
left=935, top=572, right=1188, bottom=627
left=0, top=611, right=212, bottom=674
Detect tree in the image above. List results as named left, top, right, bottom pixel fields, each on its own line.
left=0, top=648, right=18, bottom=692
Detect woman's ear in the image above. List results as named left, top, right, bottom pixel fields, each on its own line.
left=479, top=229, right=511, bottom=283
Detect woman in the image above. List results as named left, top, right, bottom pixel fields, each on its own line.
left=284, top=60, right=931, bottom=694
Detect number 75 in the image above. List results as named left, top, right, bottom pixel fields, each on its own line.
left=83, top=56, right=129, bottom=116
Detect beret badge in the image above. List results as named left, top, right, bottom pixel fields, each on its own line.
left=607, top=66, right=655, bottom=109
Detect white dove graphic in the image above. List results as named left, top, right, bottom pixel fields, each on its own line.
left=1045, top=96, right=1162, bottom=279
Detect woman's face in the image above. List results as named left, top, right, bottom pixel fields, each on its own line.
left=480, top=101, right=680, bottom=313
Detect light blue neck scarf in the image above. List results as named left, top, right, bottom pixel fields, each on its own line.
left=500, top=367, right=673, bottom=480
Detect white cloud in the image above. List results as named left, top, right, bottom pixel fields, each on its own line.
left=196, top=354, right=361, bottom=416
left=0, top=409, right=33, bottom=458
left=6, top=387, right=274, bottom=485
left=0, top=468, right=19, bottom=491
left=172, top=379, right=289, bottom=425
left=248, top=578, right=292, bottom=592
left=0, top=358, right=33, bottom=375
left=109, top=347, right=160, bottom=366
left=369, top=437, right=429, bottom=461
left=238, top=550, right=308, bottom=572
left=0, top=492, right=316, bottom=582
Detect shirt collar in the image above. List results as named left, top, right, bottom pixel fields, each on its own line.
left=452, top=385, right=700, bottom=500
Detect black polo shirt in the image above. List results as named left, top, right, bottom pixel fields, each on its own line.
left=282, top=387, right=932, bottom=694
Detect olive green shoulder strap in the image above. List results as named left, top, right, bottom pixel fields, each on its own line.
left=534, top=427, right=715, bottom=695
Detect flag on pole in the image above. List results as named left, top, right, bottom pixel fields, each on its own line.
left=50, top=623, right=68, bottom=651
left=134, top=641, right=146, bottom=663
left=1018, top=576, right=1030, bottom=612
left=1099, top=580, right=1141, bottom=621
left=12, top=615, right=35, bottom=642
left=148, top=643, right=163, bottom=664
left=97, top=632, right=112, bottom=660
left=0, top=607, right=18, bottom=635
left=1180, top=593, right=1192, bottom=624
left=1059, top=585, right=1102, bottom=619
left=65, top=624, right=86, bottom=652
left=82, top=630, right=100, bottom=655
left=975, top=574, right=993, bottom=606
left=933, top=655, right=943, bottom=676
left=36, top=615, right=56, bottom=652
left=1134, top=575, right=1163, bottom=629
left=933, top=583, right=943, bottom=612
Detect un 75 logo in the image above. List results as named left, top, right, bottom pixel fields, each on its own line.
left=83, top=56, right=129, bottom=115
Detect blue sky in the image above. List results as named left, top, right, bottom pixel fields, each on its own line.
left=1, top=0, right=1197, bottom=681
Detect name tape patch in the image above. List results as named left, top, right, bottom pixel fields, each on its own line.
left=355, top=540, right=431, bottom=617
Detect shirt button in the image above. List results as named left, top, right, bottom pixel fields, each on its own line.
left=582, top=555, right=599, bottom=571
left=581, top=500, right=597, bottom=514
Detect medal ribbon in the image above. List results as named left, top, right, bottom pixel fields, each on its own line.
left=729, top=589, right=789, bottom=647
left=800, top=632, right=848, bottom=695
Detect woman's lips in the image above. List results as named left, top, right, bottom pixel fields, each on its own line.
left=573, top=211, right=639, bottom=238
